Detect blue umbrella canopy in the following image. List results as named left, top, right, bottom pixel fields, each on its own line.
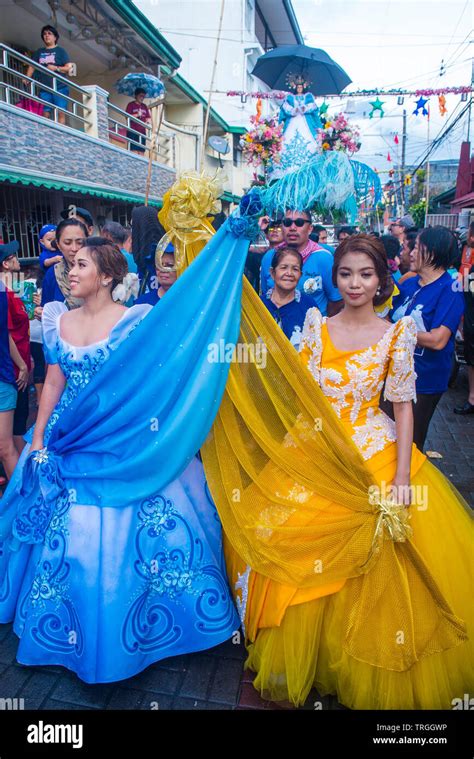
left=115, top=72, right=165, bottom=98
left=251, top=45, right=351, bottom=96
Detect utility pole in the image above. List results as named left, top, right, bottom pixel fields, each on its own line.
left=401, top=109, right=408, bottom=213
left=424, top=108, right=431, bottom=227
left=467, top=56, right=474, bottom=142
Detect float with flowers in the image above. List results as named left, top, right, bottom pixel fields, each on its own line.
left=318, top=112, right=361, bottom=155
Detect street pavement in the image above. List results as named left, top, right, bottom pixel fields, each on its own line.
left=0, top=367, right=472, bottom=711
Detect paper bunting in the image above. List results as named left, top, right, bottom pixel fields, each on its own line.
left=369, top=97, right=385, bottom=118
left=438, top=95, right=447, bottom=117
left=413, top=97, right=429, bottom=116
left=394, top=134, right=399, bottom=145
left=387, top=152, right=392, bottom=162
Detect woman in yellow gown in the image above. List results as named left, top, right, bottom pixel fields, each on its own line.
left=156, top=177, right=472, bottom=711
left=223, top=233, right=473, bottom=710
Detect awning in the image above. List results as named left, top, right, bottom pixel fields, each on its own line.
left=0, top=167, right=163, bottom=207
left=451, top=191, right=474, bottom=209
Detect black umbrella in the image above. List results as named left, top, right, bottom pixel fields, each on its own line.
left=251, top=45, right=351, bottom=96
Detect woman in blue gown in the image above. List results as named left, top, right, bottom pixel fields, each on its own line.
left=0, top=237, right=239, bottom=683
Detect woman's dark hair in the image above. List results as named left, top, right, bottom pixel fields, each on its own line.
left=406, top=236, right=416, bottom=253
left=41, top=24, right=59, bottom=42
left=55, top=218, right=88, bottom=246
left=337, top=225, right=355, bottom=239
left=332, top=233, right=394, bottom=307
left=82, top=237, right=128, bottom=291
left=271, top=246, right=303, bottom=270
left=101, top=221, right=128, bottom=246
left=380, top=234, right=401, bottom=261
left=131, top=206, right=165, bottom=274
left=417, top=226, right=458, bottom=271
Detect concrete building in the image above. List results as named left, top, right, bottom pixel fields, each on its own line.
left=136, top=0, right=304, bottom=127
left=0, top=0, right=246, bottom=257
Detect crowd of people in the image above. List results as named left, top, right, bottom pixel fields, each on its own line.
left=0, top=196, right=472, bottom=710
left=0, top=208, right=472, bottom=483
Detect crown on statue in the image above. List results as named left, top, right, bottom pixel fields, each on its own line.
left=286, top=73, right=310, bottom=92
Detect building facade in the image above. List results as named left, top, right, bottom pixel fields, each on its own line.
left=0, top=0, right=249, bottom=257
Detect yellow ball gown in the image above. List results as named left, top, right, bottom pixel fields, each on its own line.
left=224, top=311, right=474, bottom=709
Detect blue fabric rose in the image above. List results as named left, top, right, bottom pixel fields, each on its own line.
left=240, top=190, right=263, bottom=218
left=226, top=215, right=260, bottom=240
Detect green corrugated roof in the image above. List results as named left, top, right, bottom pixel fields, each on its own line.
left=0, top=168, right=163, bottom=206
left=105, top=0, right=182, bottom=70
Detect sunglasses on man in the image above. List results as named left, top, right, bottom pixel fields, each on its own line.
left=282, top=218, right=311, bottom=228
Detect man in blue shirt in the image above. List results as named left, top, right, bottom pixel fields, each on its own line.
left=260, top=210, right=343, bottom=316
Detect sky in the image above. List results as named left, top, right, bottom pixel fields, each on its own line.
left=137, top=0, right=472, bottom=172
left=293, top=0, right=473, bottom=169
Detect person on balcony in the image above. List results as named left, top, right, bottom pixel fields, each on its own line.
left=126, top=88, right=151, bottom=153
left=24, top=25, right=73, bottom=126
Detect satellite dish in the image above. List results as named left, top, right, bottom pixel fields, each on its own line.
left=208, top=135, right=230, bottom=154
left=208, top=135, right=230, bottom=166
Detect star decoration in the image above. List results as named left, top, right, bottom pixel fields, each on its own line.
left=413, top=97, right=429, bottom=116
left=369, top=97, right=385, bottom=118
left=319, top=101, right=329, bottom=117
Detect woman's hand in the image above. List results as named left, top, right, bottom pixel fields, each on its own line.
left=390, top=474, right=411, bottom=506
left=34, top=306, right=43, bottom=320
left=33, top=292, right=42, bottom=306
left=30, top=436, right=44, bottom=454
left=16, top=363, right=29, bottom=392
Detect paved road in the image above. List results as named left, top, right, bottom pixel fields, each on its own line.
left=0, top=368, right=471, bottom=711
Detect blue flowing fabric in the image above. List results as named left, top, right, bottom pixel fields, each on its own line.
left=0, top=221, right=249, bottom=683
left=27, top=222, right=248, bottom=513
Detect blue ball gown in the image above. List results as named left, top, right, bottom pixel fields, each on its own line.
left=0, top=301, right=239, bottom=683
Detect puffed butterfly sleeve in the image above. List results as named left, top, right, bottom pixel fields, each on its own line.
left=384, top=316, right=417, bottom=403
left=108, top=303, right=153, bottom=352
left=299, top=307, right=323, bottom=384
left=41, top=301, right=68, bottom=365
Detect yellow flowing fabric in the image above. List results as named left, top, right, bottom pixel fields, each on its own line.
left=158, top=174, right=473, bottom=709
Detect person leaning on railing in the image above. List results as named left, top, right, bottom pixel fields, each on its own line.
left=23, top=24, right=74, bottom=126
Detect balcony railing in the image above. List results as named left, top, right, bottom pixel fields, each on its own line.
left=107, top=100, right=175, bottom=167
left=0, top=43, right=92, bottom=131
left=0, top=43, right=199, bottom=171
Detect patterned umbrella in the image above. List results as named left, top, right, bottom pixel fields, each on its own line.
left=115, top=73, right=165, bottom=99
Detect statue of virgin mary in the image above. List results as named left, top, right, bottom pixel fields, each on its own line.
left=275, top=74, right=322, bottom=176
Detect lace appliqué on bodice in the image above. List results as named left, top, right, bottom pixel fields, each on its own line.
left=44, top=339, right=111, bottom=443
left=300, top=309, right=417, bottom=460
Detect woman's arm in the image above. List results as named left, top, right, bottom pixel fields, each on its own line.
left=415, top=325, right=452, bottom=350
left=392, top=400, right=413, bottom=505
left=9, top=335, right=28, bottom=391
left=30, top=364, right=66, bottom=452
